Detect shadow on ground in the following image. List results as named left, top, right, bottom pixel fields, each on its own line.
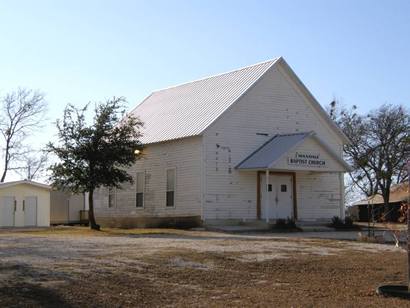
left=0, top=283, right=72, bottom=308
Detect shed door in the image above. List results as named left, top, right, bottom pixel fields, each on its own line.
left=0, top=196, right=15, bottom=227
left=24, top=196, right=37, bottom=227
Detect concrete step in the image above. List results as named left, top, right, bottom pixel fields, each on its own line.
left=204, top=224, right=271, bottom=233
left=297, top=225, right=334, bottom=232
left=204, top=219, right=269, bottom=227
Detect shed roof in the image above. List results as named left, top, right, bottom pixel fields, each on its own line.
left=0, top=180, right=51, bottom=190
left=235, top=132, right=351, bottom=171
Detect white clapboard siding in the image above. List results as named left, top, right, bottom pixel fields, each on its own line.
left=94, top=136, right=202, bottom=218
left=296, top=172, right=341, bottom=221
left=202, top=64, right=344, bottom=220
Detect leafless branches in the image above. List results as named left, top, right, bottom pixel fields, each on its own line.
left=10, top=151, right=49, bottom=181
left=330, top=101, right=410, bottom=218
left=0, top=88, right=47, bottom=182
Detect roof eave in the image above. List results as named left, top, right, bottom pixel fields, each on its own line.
left=0, top=180, right=51, bottom=190
left=236, top=132, right=351, bottom=172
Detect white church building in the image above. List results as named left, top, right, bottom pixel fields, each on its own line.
left=94, top=57, right=350, bottom=228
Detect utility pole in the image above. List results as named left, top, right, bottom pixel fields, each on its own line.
left=407, top=159, right=410, bottom=292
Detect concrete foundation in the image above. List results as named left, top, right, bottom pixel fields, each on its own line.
left=96, top=215, right=202, bottom=229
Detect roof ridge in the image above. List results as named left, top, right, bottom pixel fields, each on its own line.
left=129, top=58, right=282, bottom=144
left=151, top=58, right=280, bottom=93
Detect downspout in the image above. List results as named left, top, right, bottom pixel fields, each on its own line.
left=266, top=169, right=269, bottom=223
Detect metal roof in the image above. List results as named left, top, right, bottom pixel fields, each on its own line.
left=130, top=59, right=279, bottom=144
left=236, top=132, right=311, bottom=169
left=236, top=132, right=351, bottom=170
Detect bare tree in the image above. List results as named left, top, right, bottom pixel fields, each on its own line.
left=329, top=101, right=410, bottom=220
left=368, top=105, right=410, bottom=218
left=329, top=102, right=380, bottom=199
left=0, top=88, right=47, bottom=182
left=11, top=150, right=48, bottom=180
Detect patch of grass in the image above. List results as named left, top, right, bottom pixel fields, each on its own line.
left=102, top=227, right=190, bottom=237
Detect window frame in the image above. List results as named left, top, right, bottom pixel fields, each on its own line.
left=135, top=171, right=145, bottom=209
left=165, top=167, right=176, bottom=208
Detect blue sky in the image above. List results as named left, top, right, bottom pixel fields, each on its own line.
left=0, top=0, right=409, bottom=179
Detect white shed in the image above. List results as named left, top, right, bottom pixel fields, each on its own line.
left=94, top=57, right=351, bottom=228
left=50, top=190, right=88, bottom=225
left=0, top=180, right=50, bottom=227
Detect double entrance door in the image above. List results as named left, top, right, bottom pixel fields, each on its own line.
left=261, top=173, right=294, bottom=220
left=0, top=196, right=37, bottom=227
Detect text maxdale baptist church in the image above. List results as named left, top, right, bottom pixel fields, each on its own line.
left=287, top=152, right=326, bottom=167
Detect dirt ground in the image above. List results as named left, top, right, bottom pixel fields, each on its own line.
left=0, top=227, right=409, bottom=307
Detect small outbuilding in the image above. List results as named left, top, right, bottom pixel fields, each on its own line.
left=0, top=180, right=51, bottom=227
left=350, top=182, right=409, bottom=222
left=50, top=190, right=88, bottom=225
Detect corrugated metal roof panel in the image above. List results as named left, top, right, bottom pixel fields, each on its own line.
left=130, top=59, right=279, bottom=144
left=236, top=133, right=310, bottom=169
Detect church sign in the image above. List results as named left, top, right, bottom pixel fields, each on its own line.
left=288, top=152, right=326, bottom=168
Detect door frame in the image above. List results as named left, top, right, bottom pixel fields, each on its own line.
left=256, top=171, right=297, bottom=220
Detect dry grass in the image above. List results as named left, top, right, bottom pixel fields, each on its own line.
left=0, top=227, right=409, bottom=307
left=0, top=225, right=190, bottom=237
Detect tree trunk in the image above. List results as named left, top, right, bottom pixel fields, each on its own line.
left=0, top=167, right=7, bottom=183
left=383, top=191, right=391, bottom=222
left=1, top=152, right=8, bottom=182
left=1, top=140, right=10, bottom=182
left=88, top=189, right=100, bottom=231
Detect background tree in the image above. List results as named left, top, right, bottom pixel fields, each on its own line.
left=329, top=102, right=380, bottom=199
left=330, top=101, right=410, bottom=219
left=11, top=151, right=48, bottom=181
left=0, top=88, right=47, bottom=182
left=47, top=97, right=143, bottom=230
